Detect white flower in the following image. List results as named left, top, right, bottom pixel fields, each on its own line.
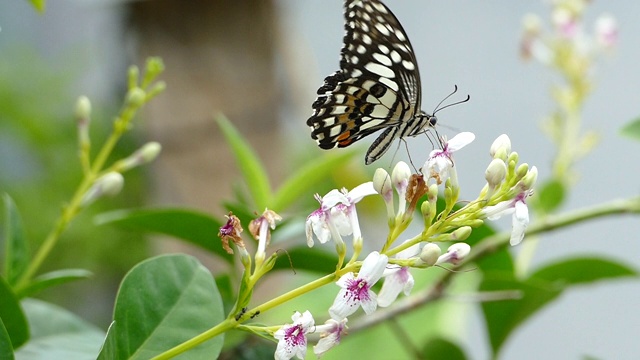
left=329, top=251, right=388, bottom=320
left=483, top=189, right=533, bottom=246
left=377, top=243, right=419, bottom=307
left=423, top=132, right=475, bottom=186
left=306, top=182, right=377, bottom=247
left=312, top=318, right=348, bottom=358
left=595, top=13, right=617, bottom=49
left=274, top=311, right=315, bottom=360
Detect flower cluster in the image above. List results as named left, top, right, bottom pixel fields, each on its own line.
left=261, top=132, right=537, bottom=359
left=520, top=0, right=617, bottom=64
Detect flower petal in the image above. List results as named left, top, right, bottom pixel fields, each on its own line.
left=446, top=132, right=475, bottom=152
left=359, top=251, right=388, bottom=284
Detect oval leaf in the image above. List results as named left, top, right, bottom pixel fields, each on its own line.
left=16, top=269, right=93, bottom=298
left=101, top=254, right=225, bottom=359
left=0, top=276, right=28, bottom=349
left=481, top=256, right=637, bottom=356
left=421, top=337, right=467, bottom=360
left=216, top=114, right=272, bottom=210
left=620, top=116, right=640, bottom=141
left=3, top=193, right=29, bottom=286
left=15, top=299, right=105, bottom=360
left=94, top=208, right=228, bottom=262
left=0, top=318, right=15, bottom=360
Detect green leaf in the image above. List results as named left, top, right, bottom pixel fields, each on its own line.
left=98, top=254, right=225, bottom=359
left=0, top=318, right=15, bottom=360
left=272, top=246, right=338, bottom=274
left=532, top=256, right=637, bottom=284
left=15, top=299, right=105, bottom=360
left=3, top=194, right=29, bottom=286
left=16, top=269, right=93, bottom=298
left=28, top=0, right=46, bottom=13
left=271, top=150, right=357, bottom=211
left=620, top=116, right=640, bottom=141
left=97, top=322, right=117, bottom=360
left=421, top=337, right=467, bottom=360
left=216, top=114, right=272, bottom=210
left=481, top=257, right=637, bottom=357
left=0, top=276, right=29, bottom=349
left=94, top=208, right=229, bottom=262
left=536, top=179, right=566, bottom=213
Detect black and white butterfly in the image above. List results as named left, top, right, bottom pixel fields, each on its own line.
left=307, top=0, right=438, bottom=165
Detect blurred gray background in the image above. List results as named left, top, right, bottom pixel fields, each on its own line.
left=2, top=0, right=639, bottom=359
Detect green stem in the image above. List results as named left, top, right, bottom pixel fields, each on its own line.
left=150, top=318, right=236, bottom=360
left=350, top=196, right=640, bottom=332
left=14, top=102, right=137, bottom=292
left=154, top=264, right=359, bottom=359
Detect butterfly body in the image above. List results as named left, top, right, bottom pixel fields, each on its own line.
left=307, top=0, right=436, bottom=165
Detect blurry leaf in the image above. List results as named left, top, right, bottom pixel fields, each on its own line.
left=536, top=179, right=566, bottom=213
left=98, top=254, right=224, bottom=359
left=620, top=117, right=640, bottom=141
left=16, top=269, right=93, bottom=298
left=95, top=208, right=229, bottom=262
left=272, top=247, right=338, bottom=274
left=215, top=274, right=235, bottom=316
left=28, top=0, right=46, bottom=13
left=271, top=150, right=357, bottom=211
left=421, top=337, right=467, bottom=360
left=96, top=322, right=116, bottom=360
left=0, top=318, right=15, bottom=360
left=3, top=194, right=29, bottom=286
left=481, top=257, right=636, bottom=356
left=0, top=276, right=29, bottom=349
left=15, top=299, right=105, bottom=360
left=216, top=114, right=272, bottom=210
left=531, top=257, right=636, bottom=284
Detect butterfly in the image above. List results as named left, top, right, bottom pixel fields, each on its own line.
left=307, top=0, right=438, bottom=165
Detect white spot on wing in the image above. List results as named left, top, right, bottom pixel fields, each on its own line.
left=379, top=76, right=399, bottom=92
left=373, top=53, right=392, bottom=66
left=365, top=62, right=395, bottom=78
left=375, top=23, right=390, bottom=36
left=390, top=50, right=402, bottom=63
left=402, top=60, right=415, bottom=71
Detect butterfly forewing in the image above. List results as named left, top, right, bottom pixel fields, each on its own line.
left=307, top=0, right=424, bottom=162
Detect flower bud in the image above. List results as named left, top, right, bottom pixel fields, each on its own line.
left=521, top=166, right=538, bottom=191
left=419, top=243, right=442, bottom=267
left=117, top=142, right=162, bottom=172
left=522, top=13, right=542, bottom=35
left=391, top=161, right=411, bottom=194
left=76, top=96, right=92, bottom=147
left=373, top=168, right=393, bottom=201
left=595, top=13, right=617, bottom=49
left=126, top=87, right=146, bottom=107
left=80, top=172, right=124, bottom=207
left=489, top=134, right=511, bottom=160
left=515, top=163, right=529, bottom=182
left=436, top=243, right=471, bottom=265
left=485, top=159, right=507, bottom=188
left=450, top=226, right=472, bottom=241
left=75, top=96, right=92, bottom=121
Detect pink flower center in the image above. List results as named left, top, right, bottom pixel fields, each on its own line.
left=345, top=278, right=371, bottom=302
left=285, top=324, right=306, bottom=347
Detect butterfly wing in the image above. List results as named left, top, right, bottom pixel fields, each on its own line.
left=307, top=0, right=423, bottom=158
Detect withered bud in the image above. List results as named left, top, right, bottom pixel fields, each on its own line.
left=218, top=212, right=244, bottom=254
left=405, top=174, right=428, bottom=210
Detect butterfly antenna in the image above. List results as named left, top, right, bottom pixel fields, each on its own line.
left=432, top=84, right=459, bottom=114
left=433, top=85, right=470, bottom=115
